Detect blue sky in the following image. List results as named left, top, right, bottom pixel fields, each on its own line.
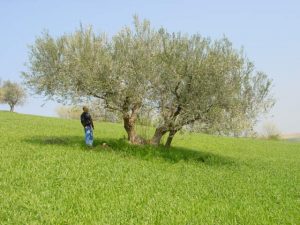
left=0, top=0, right=299, bottom=133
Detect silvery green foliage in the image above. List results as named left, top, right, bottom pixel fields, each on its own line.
left=152, top=30, right=274, bottom=140
left=23, top=26, right=111, bottom=104
left=23, top=17, right=158, bottom=115
left=0, top=80, right=27, bottom=112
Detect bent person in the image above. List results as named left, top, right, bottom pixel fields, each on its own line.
left=80, top=106, right=94, bottom=147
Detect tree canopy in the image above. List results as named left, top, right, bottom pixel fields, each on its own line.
left=0, top=80, right=27, bottom=112
left=23, top=17, right=274, bottom=147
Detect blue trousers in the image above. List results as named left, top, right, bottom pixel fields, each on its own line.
left=84, top=126, right=93, bottom=146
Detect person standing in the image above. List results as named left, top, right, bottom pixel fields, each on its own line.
left=80, top=106, right=94, bottom=147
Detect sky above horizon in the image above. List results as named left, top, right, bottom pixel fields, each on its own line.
left=0, top=0, right=299, bottom=134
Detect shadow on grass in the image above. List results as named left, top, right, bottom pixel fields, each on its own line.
left=23, top=135, right=235, bottom=166
left=23, top=135, right=86, bottom=147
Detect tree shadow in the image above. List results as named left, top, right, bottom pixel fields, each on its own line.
left=23, top=135, right=236, bottom=166
left=23, top=135, right=86, bottom=148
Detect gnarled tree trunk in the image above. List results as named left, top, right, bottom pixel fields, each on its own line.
left=122, top=101, right=146, bottom=144
left=123, top=114, right=138, bottom=143
left=150, top=125, right=168, bottom=145
left=165, top=129, right=178, bottom=148
left=9, top=104, right=14, bottom=112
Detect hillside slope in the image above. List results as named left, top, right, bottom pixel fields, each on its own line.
left=0, top=111, right=299, bottom=225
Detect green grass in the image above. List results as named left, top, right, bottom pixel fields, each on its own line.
left=0, top=111, right=299, bottom=225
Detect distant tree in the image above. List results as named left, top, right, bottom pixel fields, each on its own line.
left=56, top=101, right=121, bottom=122
left=262, top=122, right=281, bottom=140
left=0, top=81, right=26, bottom=112
left=56, top=106, right=82, bottom=120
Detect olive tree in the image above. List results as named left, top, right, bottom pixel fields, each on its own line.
left=23, top=17, right=274, bottom=147
left=0, top=80, right=27, bottom=112
left=150, top=30, right=274, bottom=147
left=23, top=17, right=157, bottom=144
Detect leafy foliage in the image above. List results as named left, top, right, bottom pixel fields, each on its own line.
left=151, top=31, right=274, bottom=145
left=0, top=80, right=26, bottom=112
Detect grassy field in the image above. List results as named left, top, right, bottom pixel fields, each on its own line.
left=0, top=111, right=299, bottom=225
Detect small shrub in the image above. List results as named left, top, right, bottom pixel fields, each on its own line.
left=262, top=122, right=281, bottom=140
